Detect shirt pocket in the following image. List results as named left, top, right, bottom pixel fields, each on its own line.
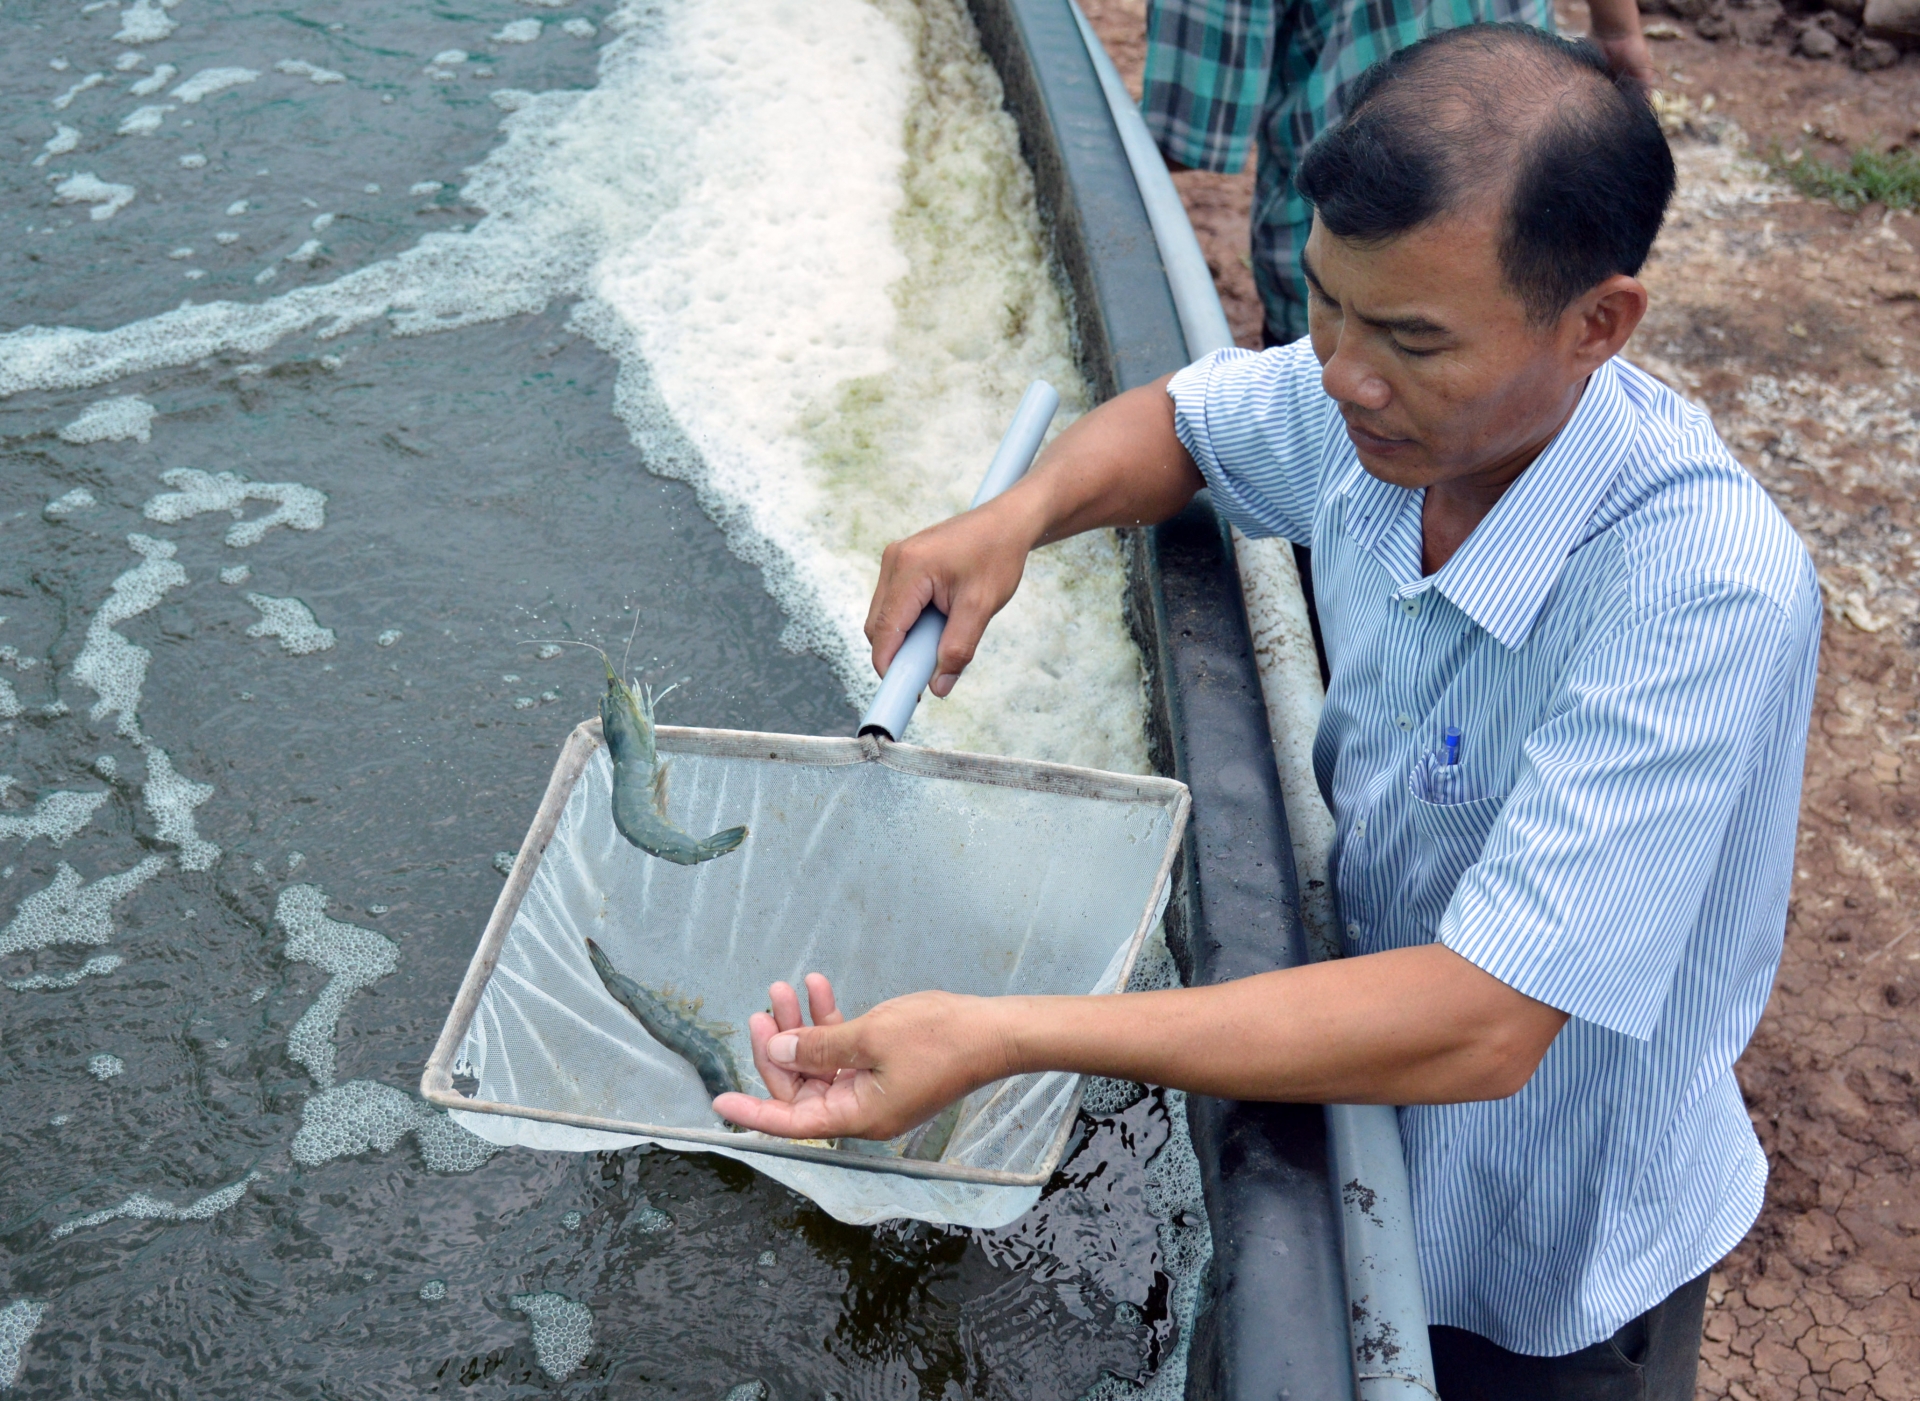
left=1405, top=759, right=1507, bottom=894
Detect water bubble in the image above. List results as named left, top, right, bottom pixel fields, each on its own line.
left=508, top=1292, right=591, bottom=1381
left=219, top=565, right=250, bottom=585
left=535, top=643, right=563, bottom=660
left=492, top=851, right=516, bottom=876
left=561, top=1210, right=581, bottom=1230
left=178, top=152, right=206, bottom=168
left=755, top=1250, right=776, bottom=1268
left=245, top=594, right=336, bottom=655
left=0, top=1299, right=46, bottom=1389
left=723, top=1383, right=769, bottom=1401
left=88, top=1053, right=124, bottom=1081
left=418, top=1279, right=447, bottom=1301
left=512, top=697, right=535, bottom=710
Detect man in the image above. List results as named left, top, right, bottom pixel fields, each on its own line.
left=718, top=26, right=1819, bottom=1399
left=1140, top=0, right=1658, bottom=343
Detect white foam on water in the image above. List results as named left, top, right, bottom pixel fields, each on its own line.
left=51, top=73, right=105, bottom=112
left=60, top=394, right=155, bottom=443
left=52, top=174, right=135, bottom=222
left=6, top=952, right=122, bottom=990
left=508, top=1292, right=592, bottom=1380
left=276, top=884, right=398, bottom=1088
left=408, top=180, right=442, bottom=196
left=722, top=1384, right=767, bottom=1401
left=561, top=18, right=596, bottom=37
left=375, top=628, right=401, bottom=646
left=291, top=1079, right=498, bottom=1172
left=0, top=683, right=17, bottom=720
left=244, top=594, right=335, bottom=654
left=115, top=0, right=177, bottom=45
left=419, top=1278, right=447, bottom=1300
left=88, top=1053, right=125, bottom=1080
left=117, top=104, right=173, bottom=136
left=115, top=51, right=145, bottom=72
left=285, top=239, right=321, bottom=264
left=50, top=1170, right=263, bottom=1239
left=274, top=59, right=345, bottom=85
left=93, top=754, right=117, bottom=777
left=178, top=151, right=204, bottom=169
left=218, top=564, right=249, bottom=585
left=0, top=857, right=166, bottom=956
left=310, top=212, right=334, bottom=231
left=225, top=198, right=249, bottom=217
left=128, top=64, right=177, bottom=97
left=141, top=468, right=326, bottom=545
left=140, top=745, right=217, bottom=870
left=0, top=1299, right=44, bottom=1391
left=431, top=49, right=468, bottom=66
left=71, top=534, right=186, bottom=739
left=493, top=19, right=542, bottom=42
left=45, top=489, right=100, bottom=514
left=0, top=788, right=108, bottom=848
left=171, top=67, right=258, bottom=104
left=33, top=126, right=80, bottom=168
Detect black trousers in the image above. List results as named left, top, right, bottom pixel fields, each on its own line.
left=1431, top=1270, right=1710, bottom=1401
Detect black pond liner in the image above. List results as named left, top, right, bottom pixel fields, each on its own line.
left=965, top=3, right=1356, bottom=1398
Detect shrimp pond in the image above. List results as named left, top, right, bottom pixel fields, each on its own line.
left=0, top=0, right=1207, bottom=1395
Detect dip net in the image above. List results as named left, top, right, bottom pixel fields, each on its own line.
left=424, top=721, right=1187, bottom=1229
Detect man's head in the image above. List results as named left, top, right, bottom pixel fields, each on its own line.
left=1292, top=24, right=1674, bottom=496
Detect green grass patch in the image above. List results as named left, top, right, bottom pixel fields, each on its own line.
left=1769, top=142, right=1920, bottom=212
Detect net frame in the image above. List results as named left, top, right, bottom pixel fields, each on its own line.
left=421, top=719, right=1190, bottom=1186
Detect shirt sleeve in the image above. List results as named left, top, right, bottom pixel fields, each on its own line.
left=1140, top=0, right=1275, bottom=173
left=1439, top=581, right=1806, bottom=1040
left=1167, top=340, right=1337, bottom=545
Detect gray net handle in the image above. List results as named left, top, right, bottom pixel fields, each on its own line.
left=858, top=380, right=1060, bottom=740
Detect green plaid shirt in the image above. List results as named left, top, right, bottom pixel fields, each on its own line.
left=1142, top=1, right=1554, bottom=339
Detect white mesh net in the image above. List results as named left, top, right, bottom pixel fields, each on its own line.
left=442, top=728, right=1184, bottom=1229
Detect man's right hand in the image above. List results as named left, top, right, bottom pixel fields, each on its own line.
left=860, top=372, right=1206, bottom=697
left=863, top=495, right=1040, bottom=698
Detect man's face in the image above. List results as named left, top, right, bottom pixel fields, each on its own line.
left=1302, top=210, right=1589, bottom=494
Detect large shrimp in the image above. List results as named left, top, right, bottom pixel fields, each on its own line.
left=543, top=639, right=749, bottom=866
left=597, top=656, right=747, bottom=866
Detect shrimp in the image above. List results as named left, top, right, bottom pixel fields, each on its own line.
left=585, top=938, right=741, bottom=1099
left=544, top=640, right=748, bottom=866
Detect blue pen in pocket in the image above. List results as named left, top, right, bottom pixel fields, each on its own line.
left=1444, top=725, right=1461, bottom=767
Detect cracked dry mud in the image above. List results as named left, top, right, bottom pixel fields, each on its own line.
left=1080, top=3, right=1920, bottom=1395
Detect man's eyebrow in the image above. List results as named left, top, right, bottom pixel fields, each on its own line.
left=1299, top=248, right=1453, bottom=339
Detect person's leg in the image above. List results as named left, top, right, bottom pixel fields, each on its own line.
left=1430, top=1269, right=1710, bottom=1401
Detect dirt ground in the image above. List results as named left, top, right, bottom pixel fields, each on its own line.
left=1081, top=3, right=1920, bottom=1396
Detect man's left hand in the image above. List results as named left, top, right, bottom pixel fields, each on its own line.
left=712, top=976, right=1003, bottom=1142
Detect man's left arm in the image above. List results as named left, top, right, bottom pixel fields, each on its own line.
left=716, top=579, right=1809, bottom=1141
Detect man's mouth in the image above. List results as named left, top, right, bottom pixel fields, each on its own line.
left=1342, top=417, right=1414, bottom=454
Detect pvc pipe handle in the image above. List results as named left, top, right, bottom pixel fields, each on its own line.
left=858, top=380, right=1061, bottom=740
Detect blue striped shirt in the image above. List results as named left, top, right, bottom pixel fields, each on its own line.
left=1168, top=343, right=1821, bottom=1355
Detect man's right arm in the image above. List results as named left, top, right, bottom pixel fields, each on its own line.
left=864, top=372, right=1205, bottom=696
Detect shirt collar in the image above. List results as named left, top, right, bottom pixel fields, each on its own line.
left=1336, top=358, right=1636, bottom=649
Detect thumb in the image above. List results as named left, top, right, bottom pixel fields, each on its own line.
left=767, top=1020, right=867, bottom=1077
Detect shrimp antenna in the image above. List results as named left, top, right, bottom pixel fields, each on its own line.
left=527, top=637, right=614, bottom=675
left=620, top=604, right=643, bottom=683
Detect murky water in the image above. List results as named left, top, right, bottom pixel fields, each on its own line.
left=0, top=0, right=1203, bottom=1395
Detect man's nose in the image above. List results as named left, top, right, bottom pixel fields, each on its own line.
left=1321, top=334, right=1392, bottom=413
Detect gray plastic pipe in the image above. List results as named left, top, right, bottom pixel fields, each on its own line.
left=1066, top=6, right=1438, bottom=1398
left=857, top=380, right=1061, bottom=741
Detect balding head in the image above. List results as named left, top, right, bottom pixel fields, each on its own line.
left=1295, top=24, right=1674, bottom=323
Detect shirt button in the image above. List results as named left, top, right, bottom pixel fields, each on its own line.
left=1354, top=820, right=1366, bottom=834
left=1396, top=713, right=1413, bottom=730
left=1401, top=597, right=1421, bottom=618
left=1347, top=921, right=1361, bottom=939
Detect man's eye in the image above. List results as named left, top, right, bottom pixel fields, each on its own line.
left=1393, top=340, right=1442, bottom=358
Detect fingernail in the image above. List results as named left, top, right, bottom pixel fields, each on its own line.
left=769, top=1033, right=799, bottom=1063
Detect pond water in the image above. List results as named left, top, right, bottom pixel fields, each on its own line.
left=0, top=0, right=1207, bottom=1396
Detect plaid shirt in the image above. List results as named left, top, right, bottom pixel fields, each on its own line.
left=1142, top=0, right=1554, bottom=338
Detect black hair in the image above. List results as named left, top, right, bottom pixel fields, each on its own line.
left=1292, top=24, right=1676, bottom=323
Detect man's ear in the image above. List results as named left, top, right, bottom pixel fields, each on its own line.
left=1562, top=274, right=1648, bottom=372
